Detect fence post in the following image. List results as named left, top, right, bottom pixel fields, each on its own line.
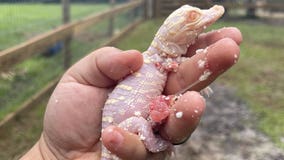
left=143, top=0, right=147, bottom=19
left=246, top=0, right=257, bottom=18
left=108, top=0, right=116, bottom=37
left=145, top=0, right=154, bottom=19
left=62, top=0, right=72, bottom=69
left=154, top=0, right=161, bottom=17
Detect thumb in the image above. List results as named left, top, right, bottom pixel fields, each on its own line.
left=101, top=126, right=147, bottom=160
left=61, top=47, right=143, bottom=87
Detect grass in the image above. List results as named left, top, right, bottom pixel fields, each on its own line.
left=117, top=19, right=162, bottom=51
left=0, top=53, right=63, bottom=119
left=0, top=30, right=108, bottom=121
left=0, top=97, right=47, bottom=159
left=0, top=3, right=109, bottom=50
left=0, top=6, right=141, bottom=159
left=213, top=20, right=284, bottom=148
left=0, top=25, right=111, bottom=159
left=116, top=19, right=284, bottom=148
left=0, top=3, right=141, bottom=121
left=0, top=32, right=110, bottom=160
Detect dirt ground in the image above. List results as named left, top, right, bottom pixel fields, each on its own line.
left=171, top=84, right=284, bottom=160
left=1, top=84, right=284, bottom=159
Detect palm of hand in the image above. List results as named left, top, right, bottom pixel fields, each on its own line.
left=44, top=81, right=108, bottom=159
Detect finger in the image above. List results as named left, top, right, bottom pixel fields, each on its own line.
left=102, top=126, right=147, bottom=160
left=146, top=151, right=167, bottom=160
left=160, top=91, right=206, bottom=144
left=187, top=27, right=242, bottom=57
left=61, top=47, right=143, bottom=87
left=165, top=38, right=240, bottom=94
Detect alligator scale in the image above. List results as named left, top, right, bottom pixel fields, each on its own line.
left=101, top=5, right=225, bottom=160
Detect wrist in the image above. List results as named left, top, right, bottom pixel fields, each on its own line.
left=20, top=133, right=57, bottom=160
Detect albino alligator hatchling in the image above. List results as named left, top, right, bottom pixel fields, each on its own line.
left=101, top=5, right=225, bottom=160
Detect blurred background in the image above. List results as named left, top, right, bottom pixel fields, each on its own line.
left=0, top=0, right=283, bottom=159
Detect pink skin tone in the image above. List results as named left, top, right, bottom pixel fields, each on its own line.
left=101, top=5, right=227, bottom=160
left=21, top=27, right=242, bottom=160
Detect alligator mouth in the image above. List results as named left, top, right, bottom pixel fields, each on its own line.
left=197, top=5, right=225, bottom=28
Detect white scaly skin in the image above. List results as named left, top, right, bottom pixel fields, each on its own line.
left=101, top=5, right=225, bottom=160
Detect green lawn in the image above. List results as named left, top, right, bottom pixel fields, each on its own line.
left=0, top=33, right=109, bottom=121
left=0, top=3, right=141, bottom=121
left=0, top=4, right=141, bottom=159
left=213, top=21, right=284, bottom=148
left=116, top=19, right=284, bottom=148
left=0, top=3, right=109, bottom=50
left=0, top=26, right=110, bottom=160
left=0, top=97, right=47, bottom=159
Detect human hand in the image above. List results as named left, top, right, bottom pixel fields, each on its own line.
left=21, top=27, right=242, bottom=160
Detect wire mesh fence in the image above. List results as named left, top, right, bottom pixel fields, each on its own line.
left=0, top=0, right=112, bottom=51
left=0, top=0, right=145, bottom=127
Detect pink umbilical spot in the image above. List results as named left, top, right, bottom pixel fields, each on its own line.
left=149, top=95, right=173, bottom=123
left=155, top=62, right=162, bottom=68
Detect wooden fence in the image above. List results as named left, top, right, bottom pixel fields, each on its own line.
left=0, top=0, right=145, bottom=72
left=154, top=0, right=284, bottom=17
left=0, top=0, right=146, bottom=128
left=3, top=0, right=282, bottom=128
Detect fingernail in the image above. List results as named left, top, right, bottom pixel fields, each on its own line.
left=106, top=127, right=124, bottom=150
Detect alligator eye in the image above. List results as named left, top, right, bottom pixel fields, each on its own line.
left=187, top=11, right=200, bottom=22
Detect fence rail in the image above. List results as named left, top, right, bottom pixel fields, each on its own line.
left=0, top=0, right=145, bottom=128
left=0, top=0, right=143, bottom=72
left=154, top=0, right=284, bottom=17
left=0, top=18, right=142, bottom=129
